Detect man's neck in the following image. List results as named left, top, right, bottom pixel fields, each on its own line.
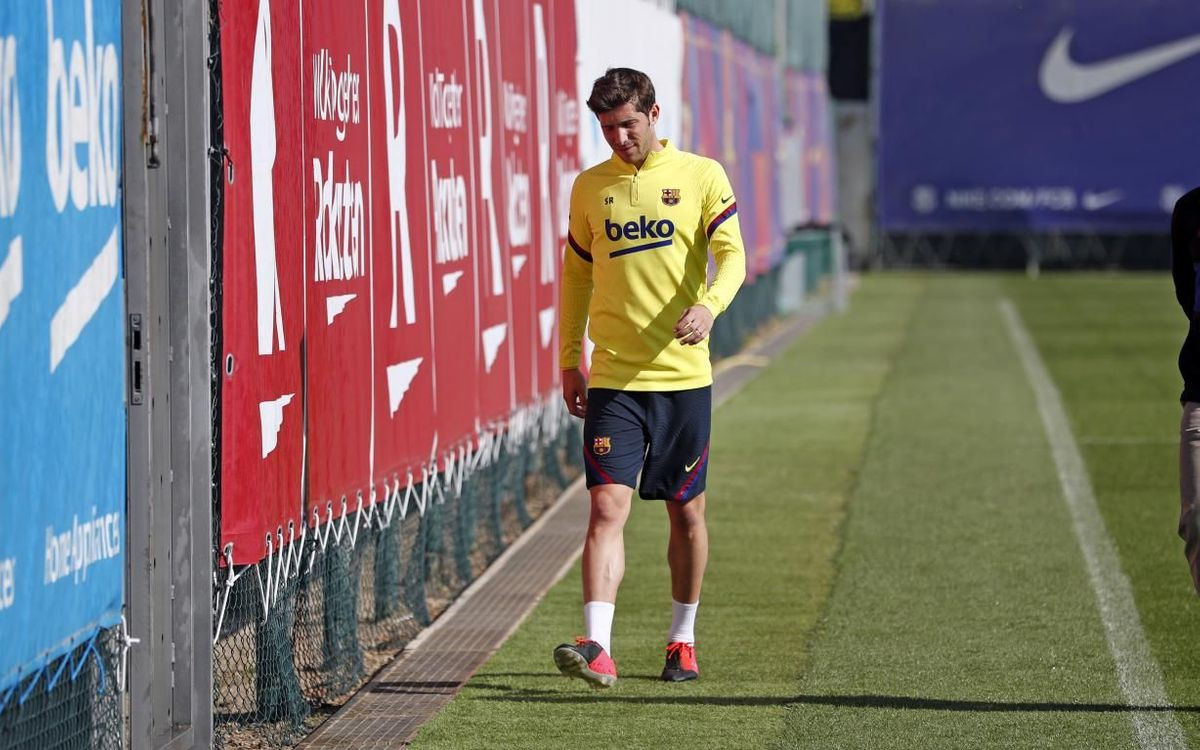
left=633, top=138, right=665, bottom=169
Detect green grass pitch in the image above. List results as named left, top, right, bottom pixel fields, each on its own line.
left=411, top=272, right=1200, bottom=749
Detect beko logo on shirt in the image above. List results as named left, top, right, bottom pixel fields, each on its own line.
left=604, top=216, right=675, bottom=242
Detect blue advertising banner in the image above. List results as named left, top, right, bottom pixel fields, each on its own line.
left=0, top=0, right=124, bottom=691
left=878, top=0, right=1200, bottom=231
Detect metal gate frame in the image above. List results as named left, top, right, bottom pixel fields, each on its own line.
left=122, top=0, right=213, bottom=748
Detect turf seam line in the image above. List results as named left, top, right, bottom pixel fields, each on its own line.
left=1001, top=298, right=1187, bottom=750
left=789, top=278, right=925, bottom=687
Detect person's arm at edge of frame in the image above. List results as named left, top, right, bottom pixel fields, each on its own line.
left=560, top=180, right=594, bottom=419
left=1172, top=188, right=1200, bottom=321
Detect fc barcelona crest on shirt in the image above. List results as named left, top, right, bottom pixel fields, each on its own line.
left=593, top=436, right=612, bottom=456
left=661, top=188, right=681, bottom=206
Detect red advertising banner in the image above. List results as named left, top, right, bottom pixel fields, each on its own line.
left=302, top=0, right=375, bottom=515
left=470, top=0, right=516, bottom=425
left=684, top=16, right=788, bottom=281
left=419, top=0, right=481, bottom=458
left=369, top=0, right=437, bottom=484
left=219, top=0, right=307, bottom=565
left=494, top=0, right=538, bottom=406
left=218, top=0, right=819, bottom=566
left=540, top=0, right=579, bottom=392
left=681, top=15, right=722, bottom=160
left=219, top=0, right=580, bottom=563
left=742, top=51, right=780, bottom=277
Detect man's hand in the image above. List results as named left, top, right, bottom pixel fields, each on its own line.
left=674, top=304, right=715, bottom=346
left=562, top=368, right=588, bottom=418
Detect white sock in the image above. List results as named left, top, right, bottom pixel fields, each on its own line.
left=584, top=601, right=615, bottom=654
left=668, top=599, right=698, bottom=644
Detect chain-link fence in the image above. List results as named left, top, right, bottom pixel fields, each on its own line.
left=0, top=628, right=123, bottom=750
left=211, top=402, right=580, bottom=749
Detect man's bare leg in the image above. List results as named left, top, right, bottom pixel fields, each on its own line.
left=661, top=492, right=706, bottom=681
left=553, top=484, right=633, bottom=687
left=665, top=492, right=707, bottom=604
left=583, top=484, right=635, bottom=605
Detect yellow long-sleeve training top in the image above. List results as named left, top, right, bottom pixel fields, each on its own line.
left=559, top=140, right=747, bottom=391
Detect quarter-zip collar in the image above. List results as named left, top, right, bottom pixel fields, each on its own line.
left=608, top=139, right=676, bottom=174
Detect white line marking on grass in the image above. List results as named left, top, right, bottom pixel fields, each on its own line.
left=1001, top=299, right=1186, bottom=750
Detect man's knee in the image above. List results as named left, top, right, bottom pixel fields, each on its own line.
left=589, top=484, right=633, bottom=529
left=668, top=493, right=706, bottom=532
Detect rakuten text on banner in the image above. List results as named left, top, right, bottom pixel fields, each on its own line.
left=0, top=0, right=124, bottom=690
left=218, top=0, right=581, bottom=565
left=421, top=0, right=480, bottom=460
left=302, top=0, right=375, bottom=515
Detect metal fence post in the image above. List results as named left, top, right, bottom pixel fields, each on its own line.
left=124, top=0, right=213, bottom=747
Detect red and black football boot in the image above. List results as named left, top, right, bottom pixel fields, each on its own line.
left=660, top=641, right=698, bottom=682
left=553, top=638, right=617, bottom=688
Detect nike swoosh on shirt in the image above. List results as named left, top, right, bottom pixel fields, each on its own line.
left=720, top=194, right=733, bottom=204
left=684, top=456, right=702, bottom=472
left=1039, top=28, right=1200, bottom=103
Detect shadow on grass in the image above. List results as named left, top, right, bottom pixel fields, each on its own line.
left=369, top=680, right=462, bottom=695
left=785, top=695, right=1200, bottom=714
left=463, top=682, right=1200, bottom=714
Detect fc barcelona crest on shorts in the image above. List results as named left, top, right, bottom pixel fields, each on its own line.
left=661, top=188, right=681, bottom=206
left=593, top=436, right=612, bottom=456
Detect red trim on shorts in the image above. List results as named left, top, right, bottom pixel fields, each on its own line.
left=584, top=446, right=616, bottom=485
left=673, top=443, right=710, bottom=500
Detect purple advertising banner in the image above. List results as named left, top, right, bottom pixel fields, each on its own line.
left=878, top=0, right=1200, bottom=231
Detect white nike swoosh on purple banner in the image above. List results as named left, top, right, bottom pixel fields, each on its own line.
left=1040, top=28, right=1200, bottom=103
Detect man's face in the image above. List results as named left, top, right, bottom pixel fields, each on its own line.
left=597, top=101, right=660, bottom=166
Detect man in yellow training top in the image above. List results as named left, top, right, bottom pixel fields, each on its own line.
left=553, top=67, right=746, bottom=688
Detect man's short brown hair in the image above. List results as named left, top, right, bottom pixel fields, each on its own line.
left=586, top=68, right=656, bottom=116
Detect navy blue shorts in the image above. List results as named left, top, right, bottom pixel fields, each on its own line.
left=582, top=387, right=711, bottom=502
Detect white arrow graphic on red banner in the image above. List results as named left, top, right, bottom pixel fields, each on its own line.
left=386, top=357, right=423, bottom=416
left=482, top=323, right=507, bottom=372
left=326, top=293, right=356, bottom=325
left=442, top=271, right=464, bottom=296
left=259, top=393, right=294, bottom=458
